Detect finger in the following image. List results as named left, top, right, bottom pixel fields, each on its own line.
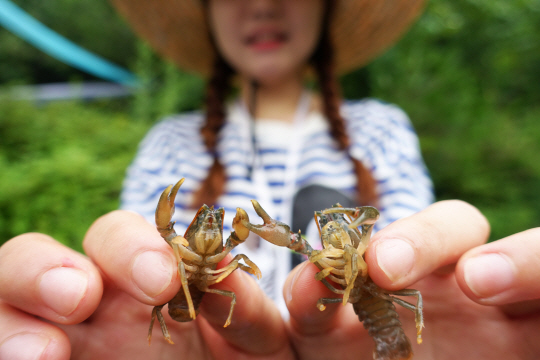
left=0, top=301, right=71, bottom=360
left=198, top=254, right=292, bottom=358
left=0, top=233, right=103, bottom=324
left=83, top=210, right=180, bottom=305
left=285, top=262, right=343, bottom=332
left=366, top=200, right=490, bottom=290
left=283, top=262, right=371, bottom=359
left=456, top=228, right=540, bottom=311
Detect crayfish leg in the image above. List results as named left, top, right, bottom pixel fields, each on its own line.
left=310, top=248, right=344, bottom=263
left=236, top=254, right=262, bottom=279
left=204, top=288, right=237, bottom=327
left=341, top=267, right=357, bottom=305
left=316, top=297, right=342, bottom=312
left=177, top=259, right=196, bottom=320
left=148, top=305, right=174, bottom=345
left=170, top=239, right=199, bottom=321
left=391, top=290, right=424, bottom=344
left=315, top=267, right=334, bottom=281
left=206, top=254, right=262, bottom=283
left=319, top=278, right=345, bottom=294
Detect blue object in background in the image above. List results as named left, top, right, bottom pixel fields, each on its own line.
left=0, top=0, right=139, bottom=87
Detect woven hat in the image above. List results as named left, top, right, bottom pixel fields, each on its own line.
left=111, top=0, right=426, bottom=76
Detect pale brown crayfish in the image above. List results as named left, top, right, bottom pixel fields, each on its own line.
left=148, top=178, right=261, bottom=344
left=237, top=200, right=424, bottom=360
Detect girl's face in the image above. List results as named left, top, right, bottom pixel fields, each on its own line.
left=208, top=0, right=325, bottom=86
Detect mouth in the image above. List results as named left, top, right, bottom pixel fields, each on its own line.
left=245, top=29, right=288, bottom=51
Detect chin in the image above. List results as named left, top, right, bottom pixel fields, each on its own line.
left=253, top=72, right=287, bottom=86
left=245, top=65, right=302, bottom=87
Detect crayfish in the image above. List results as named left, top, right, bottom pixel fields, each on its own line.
left=148, top=178, right=261, bottom=344
left=236, top=200, right=424, bottom=360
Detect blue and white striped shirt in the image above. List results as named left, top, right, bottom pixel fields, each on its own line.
left=121, top=98, right=433, bottom=229
left=120, top=98, right=434, bottom=311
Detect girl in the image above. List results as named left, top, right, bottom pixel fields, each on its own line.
left=117, top=0, right=432, bottom=313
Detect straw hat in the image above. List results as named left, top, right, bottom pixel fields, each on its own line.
left=111, top=0, right=426, bottom=76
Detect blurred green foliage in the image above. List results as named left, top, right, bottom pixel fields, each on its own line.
left=131, top=42, right=205, bottom=122
left=0, top=100, right=151, bottom=251
left=0, top=0, right=539, bottom=249
left=367, top=0, right=540, bottom=239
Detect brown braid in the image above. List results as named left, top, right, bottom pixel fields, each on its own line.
left=193, top=0, right=377, bottom=207
left=192, top=55, right=233, bottom=208
left=311, top=2, right=378, bottom=206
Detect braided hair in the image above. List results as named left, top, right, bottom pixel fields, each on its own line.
left=192, top=55, right=233, bottom=208
left=192, top=2, right=377, bottom=208
left=310, top=3, right=378, bottom=207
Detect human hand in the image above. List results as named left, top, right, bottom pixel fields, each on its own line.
left=0, top=210, right=293, bottom=360
left=284, top=200, right=540, bottom=360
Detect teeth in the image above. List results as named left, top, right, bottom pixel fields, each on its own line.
left=260, top=33, right=276, bottom=41
left=252, top=33, right=280, bottom=43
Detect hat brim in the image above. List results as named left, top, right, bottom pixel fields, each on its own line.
left=111, top=0, right=426, bottom=77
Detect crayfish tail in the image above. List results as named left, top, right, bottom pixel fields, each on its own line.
left=372, top=329, right=413, bottom=360
left=353, top=294, right=413, bottom=360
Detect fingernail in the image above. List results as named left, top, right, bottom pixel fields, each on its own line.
left=376, top=239, right=415, bottom=283
left=464, top=253, right=515, bottom=299
left=132, top=251, right=174, bottom=298
left=39, top=267, right=88, bottom=317
left=285, top=262, right=308, bottom=303
left=0, top=333, right=50, bottom=360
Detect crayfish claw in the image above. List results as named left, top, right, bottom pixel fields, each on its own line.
left=251, top=200, right=273, bottom=224
left=245, top=206, right=293, bottom=248
left=246, top=200, right=313, bottom=255
left=155, top=178, right=185, bottom=239
left=347, top=206, right=380, bottom=229
left=321, top=206, right=380, bottom=229
left=156, top=184, right=173, bottom=224
left=232, top=208, right=251, bottom=241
